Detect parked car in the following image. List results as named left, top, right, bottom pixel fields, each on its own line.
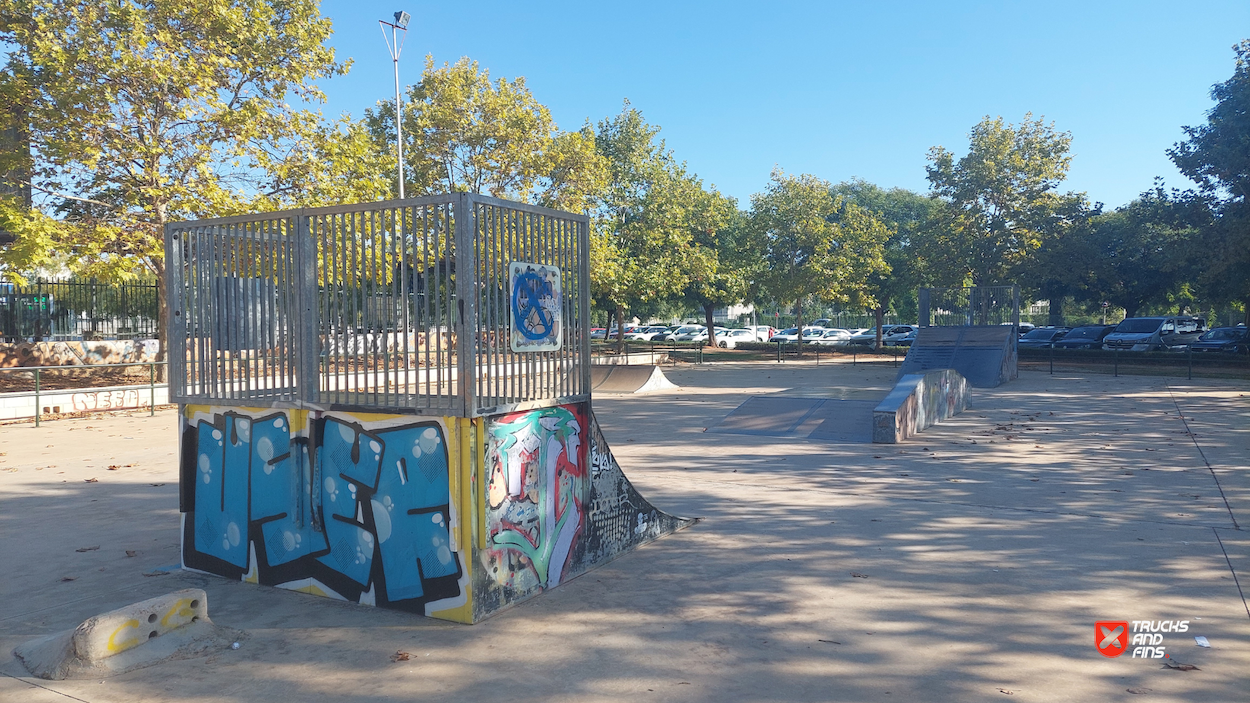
left=686, top=326, right=728, bottom=344
left=626, top=325, right=670, bottom=341
left=1051, top=325, right=1116, bottom=350
left=590, top=327, right=607, bottom=340
left=848, top=325, right=905, bottom=346
left=890, top=329, right=918, bottom=347
left=661, top=325, right=703, bottom=342
left=1013, top=322, right=1036, bottom=335
left=1017, top=327, right=1072, bottom=349
left=749, top=325, right=777, bottom=342
left=769, top=327, right=800, bottom=342
left=812, top=328, right=853, bottom=346
left=606, top=325, right=640, bottom=339
left=1189, top=326, right=1249, bottom=354
left=1103, top=316, right=1208, bottom=351
left=799, top=327, right=828, bottom=343
left=717, top=328, right=757, bottom=349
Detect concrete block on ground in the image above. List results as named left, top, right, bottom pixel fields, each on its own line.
left=13, top=588, right=239, bottom=680
left=873, top=368, right=970, bottom=444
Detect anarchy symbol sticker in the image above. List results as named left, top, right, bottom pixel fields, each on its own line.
left=509, top=261, right=562, bottom=352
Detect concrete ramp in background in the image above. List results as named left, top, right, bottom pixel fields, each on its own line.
left=897, top=326, right=1017, bottom=388
left=590, top=365, right=678, bottom=394
left=873, top=369, right=970, bottom=444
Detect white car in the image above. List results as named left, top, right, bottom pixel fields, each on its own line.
left=812, top=328, right=852, bottom=346
left=685, top=326, right=728, bottom=343
left=849, top=325, right=910, bottom=346
left=717, top=328, right=757, bottom=349
left=799, top=326, right=828, bottom=343
left=662, top=325, right=703, bottom=342
left=626, top=325, right=671, bottom=341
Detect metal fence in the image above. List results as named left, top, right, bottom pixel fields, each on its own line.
left=165, top=194, right=590, bottom=418
left=0, top=279, right=158, bottom=341
left=919, top=285, right=1020, bottom=327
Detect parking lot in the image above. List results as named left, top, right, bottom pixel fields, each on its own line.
left=0, top=363, right=1247, bottom=702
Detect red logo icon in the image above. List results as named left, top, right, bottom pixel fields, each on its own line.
left=1096, top=621, right=1129, bottom=657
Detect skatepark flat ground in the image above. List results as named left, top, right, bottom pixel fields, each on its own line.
left=0, top=361, right=1247, bottom=702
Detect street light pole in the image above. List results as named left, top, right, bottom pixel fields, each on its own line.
left=380, top=11, right=410, bottom=200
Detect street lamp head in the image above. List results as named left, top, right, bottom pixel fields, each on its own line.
left=394, top=11, right=410, bottom=28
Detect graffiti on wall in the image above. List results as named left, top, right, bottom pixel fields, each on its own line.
left=0, top=340, right=158, bottom=368
left=473, top=403, right=690, bottom=619
left=182, top=409, right=464, bottom=614
left=71, top=389, right=152, bottom=412
left=483, top=404, right=586, bottom=593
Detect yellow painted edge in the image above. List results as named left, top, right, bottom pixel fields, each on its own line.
left=476, top=417, right=487, bottom=550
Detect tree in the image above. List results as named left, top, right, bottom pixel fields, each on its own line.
left=680, top=200, right=751, bottom=347
left=749, top=170, right=890, bottom=336
left=367, top=57, right=605, bottom=212
left=1169, top=40, right=1250, bottom=324
left=592, top=103, right=714, bottom=349
left=1079, top=186, right=1204, bottom=319
left=831, top=179, right=941, bottom=346
left=0, top=0, right=349, bottom=370
left=924, top=114, right=1077, bottom=289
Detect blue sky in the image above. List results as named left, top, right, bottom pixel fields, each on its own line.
left=316, top=0, right=1249, bottom=210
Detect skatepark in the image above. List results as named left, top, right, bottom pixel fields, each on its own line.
left=1, top=359, right=1248, bottom=702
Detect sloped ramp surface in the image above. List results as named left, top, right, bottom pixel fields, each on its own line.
left=707, top=396, right=876, bottom=443
left=897, top=326, right=1017, bottom=388
left=579, top=411, right=694, bottom=566
left=590, top=364, right=679, bottom=394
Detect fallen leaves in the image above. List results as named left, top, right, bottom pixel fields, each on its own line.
left=817, top=639, right=841, bottom=644
left=125, top=550, right=138, bottom=557
left=1126, top=688, right=1152, bottom=695
left=850, top=572, right=868, bottom=578
left=84, top=478, right=98, bottom=483
left=998, top=688, right=1014, bottom=695
left=1162, top=661, right=1200, bottom=671
left=75, top=545, right=100, bottom=553
left=59, top=576, right=76, bottom=582
left=390, top=650, right=411, bottom=662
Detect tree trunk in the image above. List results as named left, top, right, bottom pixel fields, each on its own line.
left=794, top=299, right=803, bottom=339
left=1124, top=304, right=1139, bottom=320
left=615, top=303, right=626, bottom=355
left=704, top=303, right=716, bottom=348
left=1243, top=298, right=1249, bottom=327
left=874, top=306, right=885, bottom=350
left=1047, top=296, right=1065, bottom=327
left=153, top=256, right=168, bottom=383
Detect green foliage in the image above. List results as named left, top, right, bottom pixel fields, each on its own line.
left=749, top=170, right=890, bottom=327
left=592, top=102, right=723, bottom=321
left=1169, top=40, right=1250, bottom=318
left=367, top=57, right=606, bottom=212
left=925, top=114, right=1077, bottom=286
left=1078, top=186, right=1207, bottom=318
left=0, top=0, right=348, bottom=284
left=831, top=179, right=940, bottom=313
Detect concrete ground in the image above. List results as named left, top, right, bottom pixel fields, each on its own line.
left=0, top=361, right=1247, bottom=702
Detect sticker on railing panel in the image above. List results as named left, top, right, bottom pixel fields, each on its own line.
left=510, top=262, right=562, bottom=352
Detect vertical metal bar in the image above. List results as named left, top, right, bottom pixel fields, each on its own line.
left=150, top=362, right=156, bottom=415
left=578, top=217, right=591, bottom=396
left=34, top=367, right=40, bottom=427
left=297, top=211, right=318, bottom=406
left=454, top=193, right=475, bottom=417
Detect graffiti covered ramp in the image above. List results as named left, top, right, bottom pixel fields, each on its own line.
left=178, top=402, right=693, bottom=624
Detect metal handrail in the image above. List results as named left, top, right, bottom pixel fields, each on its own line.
left=0, top=361, right=168, bottom=426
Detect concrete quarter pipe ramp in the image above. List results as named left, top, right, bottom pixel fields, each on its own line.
left=590, top=365, right=678, bottom=394
left=896, top=326, right=1017, bottom=388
